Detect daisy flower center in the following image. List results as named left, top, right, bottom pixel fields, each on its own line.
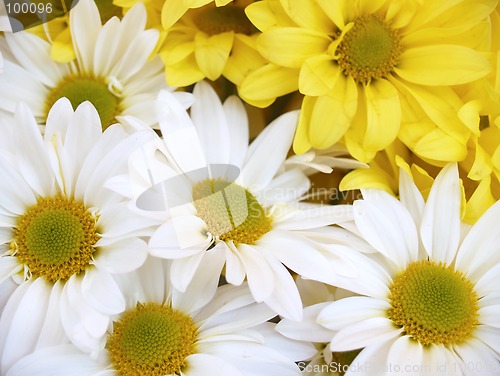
left=193, top=5, right=254, bottom=36
left=336, top=14, right=402, bottom=85
left=107, top=303, right=198, bottom=376
left=14, top=196, right=99, bottom=283
left=46, top=75, right=120, bottom=130
left=388, top=260, right=479, bottom=346
left=192, top=178, right=272, bottom=245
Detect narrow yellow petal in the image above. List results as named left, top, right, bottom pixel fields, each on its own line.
left=164, top=55, right=205, bottom=86
left=162, top=0, right=188, bottom=29
left=239, top=64, right=299, bottom=103
left=50, top=28, right=76, bottom=63
left=395, top=45, right=491, bottom=85
left=464, top=176, right=495, bottom=224
left=257, top=27, right=330, bottom=68
left=363, top=79, right=401, bottom=151
left=294, top=97, right=314, bottom=154
left=194, top=32, right=234, bottom=80
left=299, top=54, right=340, bottom=96
left=280, top=0, right=332, bottom=33
left=414, top=129, right=467, bottom=161
left=468, top=141, right=493, bottom=180
left=308, top=76, right=358, bottom=149
left=245, top=1, right=294, bottom=32
left=339, top=167, right=395, bottom=194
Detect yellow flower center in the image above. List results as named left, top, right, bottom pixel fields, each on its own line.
left=192, top=4, right=254, bottom=36
left=388, top=260, right=479, bottom=346
left=336, top=14, right=402, bottom=85
left=192, top=178, right=272, bottom=245
left=14, top=196, right=99, bottom=283
left=107, top=303, right=198, bottom=376
left=46, top=75, right=121, bottom=130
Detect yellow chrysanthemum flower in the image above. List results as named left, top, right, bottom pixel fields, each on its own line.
left=240, top=0, right=495, bottom=162
left=340, top=129, right=500, bottom=224
left=28, top=0, right=123, bottom=63
left=160, top=0, right=266, bottom=93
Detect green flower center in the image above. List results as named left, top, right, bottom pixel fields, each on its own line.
left=14, top=196, right=99, bottom=283
left=193, top=5, right=254, bottom=36
left=336, top=14, right=402, bottom=85
left=46, top=75, right=121, bottom=130
left=388, top=260, right=479, bottom=346
left=192, top=178, right=272, bottom=245
left=107, top=303, right=198, bottom=376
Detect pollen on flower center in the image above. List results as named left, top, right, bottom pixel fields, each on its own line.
left=46, top=75, right=121, bottom=130
left=192, top=5, right=254, bottom=36
left=14, top=195, right=99, bottom=283
left=388, top=260, right=479, bottom=346
left=335, top=14, right=402, bottom=85
left=192, top=178, right=272, bottom=245
left=107, top=303, right=198, bottom=376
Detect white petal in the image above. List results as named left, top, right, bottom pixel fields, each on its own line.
left=172, top=244, right=226, bottom=313
left=70, top=0, right=101, bottom=73
left=223, top=241, right=246, bottom=286
left=453, top=339, right=500, bottom=376
left=420, top=163, right=461, bottom=264
left=0, top=257, right=22, bottom=285
left=455, top=200, right=500, bottom=281
left=81, top=268, right=125, bottom=315
left=93, top=238, right=148, bottom=274
left=398, top=169, right=425, bottom=227
left=35, top=281, right=68, bottom=350
left=274, top=203, right=354, bottom=230
left=5, top=33, right=66, bottom=87
left=258, top=231, right=333, bottom=284
left=60, top=275, right=108, bottom=353
left=475, top=325, right=500, bottom=355
left=385, top=336, right=424, bottom=375
left=318, top=297, right=391, bottom=331
left=6, top=344, right=105, bottom=376
left=223, top=96, right=248, bottom=169
left=148, top=215, right=211, bottom=255
left=170, top=251, right=206, bottom=292
left=14, top=102, right=53, bottom=197
left=474, top=263, right=500, bottom=298
left=238, top=244, right=275, bottom=302
left=329, top=318, right=402, bottom=352
left=183, top=353, right=245, bottom=376
left=191, top=81, right=231, bottom=165
left=262, top=253, right=303, bottom=321
left=0, top=279, right=51, bottom=374
left=343, top=340, right=392, bottom=376
left=240, top=111, right=298, bottom=191
left=478, top=305, right=500, bottom=328
left=354, top=192, right=418, bottom=267
left=276, top=302, right=333, bottom=342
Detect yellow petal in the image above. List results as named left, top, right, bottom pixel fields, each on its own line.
left=299, top=54, right=340, bottom=96
left=363, top=79, right=400, bottom=151
left=464, top=175, right=495, bottom=224
left=224, top=35, right=267, bottom=85
left=339, top=167, right=395, bottom=194
left=194, top=32, right=234, bottom=80
left=257, top=27, right=330, bottom=68
left=308, top=75, right=358, bottom=149
left=294, top=97, right=314, bottom=154
left=50, top=28, right=76, bottom=63
left=164, top=55, right=205, bottom=86
left=468, top=141, right=493, bottom=180
left=395, top=45, right=491, bottom=86
left=162, top=0, right=189, bottom=29
left=239, top=64, right=299, bottom=103
left=280, top=0, right=332, bottom=33
left=414, top=129, right=468, bottom=161
left=457, top=100, right=481, bottom=136
left=245, top=1, right=294, bottom=31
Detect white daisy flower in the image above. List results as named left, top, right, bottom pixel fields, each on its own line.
left=0, top=0, right=191, bottom=130
left=4, top=257, right=315, bottom=376
left=128, top=81, right=355, bottom=321
left=281, top=164, right=500, bottom=375
left=0, top=99, right=157, bottom=373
